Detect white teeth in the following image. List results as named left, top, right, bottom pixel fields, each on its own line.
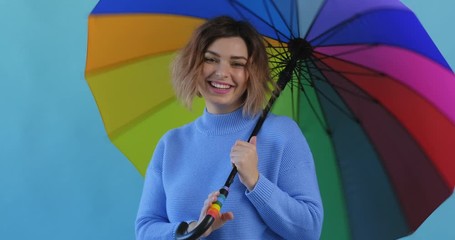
left=210, top=81, right=231, bottom=89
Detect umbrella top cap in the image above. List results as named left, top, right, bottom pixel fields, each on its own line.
left=288, top=38, right=313, bottom=60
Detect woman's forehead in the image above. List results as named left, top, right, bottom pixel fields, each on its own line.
left=205, top=37, right=249, bottom=59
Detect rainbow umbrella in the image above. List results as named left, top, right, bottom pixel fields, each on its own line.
left=85, top=0, right=455, bottom=239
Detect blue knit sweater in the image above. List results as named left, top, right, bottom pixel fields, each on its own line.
left=136, top=108, right=323, bottom=239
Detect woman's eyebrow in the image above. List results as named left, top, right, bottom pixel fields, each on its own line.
left=231, top=56, right=248, bottom=61
left=205, top=50, right=219, bottom=57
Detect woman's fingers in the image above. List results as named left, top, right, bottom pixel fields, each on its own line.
left=230, top=138, right=259, bottom=190
left=249, top=136, right=257, bottom=146
left=200, top=191, right=219, bottom=219
left=230, top=141, right=257, bottom=163
left=197, top=191, right=234, bottom=238
left=220, top=212, right=234, bottom=222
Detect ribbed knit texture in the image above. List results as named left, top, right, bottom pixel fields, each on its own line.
left=135, top=107, right=323, bottom=240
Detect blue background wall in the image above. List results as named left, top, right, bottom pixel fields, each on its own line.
left=399, top=0, right=455, bottom=239
left=0, top=1, right=142, bottom=239
left=0, top=0, right=453, bottom=239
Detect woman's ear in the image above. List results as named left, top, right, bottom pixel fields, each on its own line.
left=195, top=79, right=203, bottom=97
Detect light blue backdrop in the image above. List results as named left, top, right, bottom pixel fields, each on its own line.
left=0, top=1, right=143, bottom=239
left=0, top=0, right=453, bottom=239
left=399, top=0, right=455, bottom=238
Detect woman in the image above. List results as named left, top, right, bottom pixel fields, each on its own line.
left=135, top=16, right=323, bottom=240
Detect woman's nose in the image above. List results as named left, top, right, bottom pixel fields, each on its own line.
left=215, top=71, right=228, bottom=78
left=215, top=62, right=229, bottom=78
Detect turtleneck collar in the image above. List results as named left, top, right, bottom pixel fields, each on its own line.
left=195, top=107, right=259, bottom=136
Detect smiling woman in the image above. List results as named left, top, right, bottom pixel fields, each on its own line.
left=135, top=16, right=323, bottom=240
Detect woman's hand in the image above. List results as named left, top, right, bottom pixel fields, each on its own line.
left=189, top=191, right=234, bottom=237
left=230, top=136, right=259, bottom=191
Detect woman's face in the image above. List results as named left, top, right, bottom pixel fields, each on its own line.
left=199, top=37, right=249, bottom=114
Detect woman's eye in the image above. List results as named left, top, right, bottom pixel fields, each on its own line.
left=204, top=57, right=217, bottom=63
left=232, top=62, right=246, bottom=68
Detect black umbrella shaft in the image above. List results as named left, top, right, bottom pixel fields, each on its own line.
left=225, top=55, right=299, bottom=187
left=176, top=56, right=298, bottom=240
left=224, top=85, right=283, bottom=187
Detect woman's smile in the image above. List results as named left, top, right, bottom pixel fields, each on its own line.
left=209, top=81, right=232, bottom=90
left=207, top=80, right=236, bottom=95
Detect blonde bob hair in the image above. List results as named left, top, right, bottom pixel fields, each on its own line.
left=171, top=16, right=273, bottom=117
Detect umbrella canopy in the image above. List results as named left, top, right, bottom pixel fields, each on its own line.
left=85, top=0, right=455, bottom=239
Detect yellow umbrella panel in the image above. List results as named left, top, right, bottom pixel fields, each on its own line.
left=85, top=15, right=206, bottom=175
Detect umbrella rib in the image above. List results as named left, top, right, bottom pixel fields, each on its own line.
left=309, top=8, right=404, bottom=46
left=302, top=0, right=329, bottom=40
left=287, top=79, right=299, bottom=120
left=302, top=59, right=379, bottom=103
left=292, top=0, right=300, bottom=37
left=288, top=53, right=383, bottom=101
left=270, top=65, right=287, bottom=84
left=109, top=96, right=176, bottom=140
left=262, top=0, right=283, bottom=43
left=315, top=43, right=377, bottom=61
left=308, top=10, right=358, bottom=45
left=305, top=83, right=358, bottom=123
left=229, top=0, right=291, bottom=42
left=266, top=45, right=290, bottom=62
left=268, top=0, right=297, bottom=39
left=292, top=62, right=331, bottom=131
left=306, top=62, right=381, bottom=77
left=86, top=49, right=181, bottom=77
left=293, top=56, right=356, bottom=240
left=310, top=45, right=387, bottom=77
left=269, top=54, right=290, bottom=66
left=312, top=42, right=446, bottom=81
left=266, top=44, right=382, bottom=107
left=262, top=0, right=296, bottom=43
left=298, top=62, right=359, bottom=124
left=268, top=46, right=292, bottom=80
left=294, top=0, right=302, bottom=38
left=270, top=58, right=290, bottom=72
left=305, top=77, right=377, bottom=103
left=315, top=48, right=455, bottom=131
left=310, top=17, right=349, bottom=46
left=293, top=62, right=313, bottom=86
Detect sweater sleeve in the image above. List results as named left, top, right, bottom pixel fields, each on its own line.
left=135, top=139, right=181, bottom=240
left=246, top=121, right=324, bottom=240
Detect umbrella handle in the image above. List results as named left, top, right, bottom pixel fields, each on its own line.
left=175, top=215, right=214, bottom=240
left=175, top=186, right=229, bottom=240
